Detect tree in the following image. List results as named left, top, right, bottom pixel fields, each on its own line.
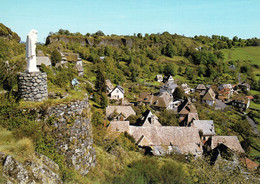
left=50, top=50, right=61, bottom=66
left=95, top=66, right=106, bottom=93
left=163, top=63, right=177, bottom=76
left=173, top=87, right=184, bottom=100
left=100, top=92, right=108, bottom=109
left=163, top=43, right=177, bottom=58
left=95, top=30, right=105, bottom=36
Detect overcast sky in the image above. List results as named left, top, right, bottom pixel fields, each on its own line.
left=1, top=0, right=260, bottom=43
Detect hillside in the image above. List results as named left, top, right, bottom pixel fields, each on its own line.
left=0, top=23, right=20, bottom=42
left=0, top=24, right=260, bottom=183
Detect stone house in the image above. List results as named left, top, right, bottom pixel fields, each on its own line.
left=203, top=136, right=245, bottom=165
left=231, top=95, right=250, bottom=111
left=195, top=84, right=206, bottom=92
left=138, top=92, right=173, bottom=110
left=163, top=75, right=174, bottom=83
left=36, top=56, right=51, bottom=68
left=160, top=81, right=178, bottom=96
left=75, top=60, right=84, bottom=76
left=105, top=79, right=114, bottom=93
left=191, top=120, right=216, bottom=141
left=238, top=82, right=251, bottom=91
left=108, top=121, right=202, bottom=156
left=155, top=75, right=163, bottom=82
left=202, top=88, right=216, bottom=106
left=106, top=105, right=136, bottom=121
left=180, top=83, right=191, bottom=94
left=178, top=99, right=199, bottom=126
left=109, top=85, right=124, bottom=100
left=217, top=88, right=232, bottom=101
left=139, top=110, right=162, bottom=127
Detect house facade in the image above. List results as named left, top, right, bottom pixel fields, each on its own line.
left=109, top=85, right=124, bottom=100
left=231, top=95, right=250, bottom=111
left=202, top=88, right=216, bottom=106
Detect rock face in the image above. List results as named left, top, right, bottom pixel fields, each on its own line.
left=2, top=153, right=62, bottom=184
left=43, top=98, right=96, bottom=176
left=17, top=72, right=48, bottom=101
left=46, top=35, right=134, bottom=48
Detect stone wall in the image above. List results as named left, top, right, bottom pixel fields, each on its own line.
left=42, top=98, right=96, bottom=176
left=17, top=72, right=48, bottom=101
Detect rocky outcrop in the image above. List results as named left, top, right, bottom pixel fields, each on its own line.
left=46, top=35, right=134, bottom=48
left=1, top=152, right=62, bottom=184
left=0, top=23, right=21, bottom=42
left=17, top=72, right=48, bottom=102
left=41, top=98, right=96, bottom=176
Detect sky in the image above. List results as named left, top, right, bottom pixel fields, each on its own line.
left=1, top=0, right=260, bottom=43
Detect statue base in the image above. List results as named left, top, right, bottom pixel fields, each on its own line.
left=17, top=72, right=48, bottom=102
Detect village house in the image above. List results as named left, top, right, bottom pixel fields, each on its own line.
left=138, top=92, right=174, bottom=110
left=240, top=157, right=259, bottom=171
left=231, top=95, right=250, bottom=111
left=36, top=56, right=51, bottom=68
left=109, top=85, right=124, bottom=100
left=191, top=120, right=216, bottom=141
left=203, top=136, right=245, bottom=165
left=139, top=110, right=162, bottom=127
left=108, top=121, right=202, bottom=156
left=155, top=75, right=163, bottom=82
left=202, top=88, right=216, bottom=106
left=195, top=84, right=206, bottom=92
left=105, top=79, right=114, bottom=93
left=106, top=105, right=136, bottom=121
left=163, top=75, right=174, bottom=83
left=238, top=82, right=251, bottom=91
left=160, top=81, right=178, bottom=96
left=108, top=112, right=244, bottom=159
left=217, top=87, right=232, bottom=101
left=180, top=83, right=191, bottom=94
left=178, top=99, right=199, bottom=126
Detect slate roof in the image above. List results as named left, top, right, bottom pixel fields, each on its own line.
left=202, top=88, right=216, bottom=101
left=129, top=126, right=202, bottom=155
left=138, top=92, right=171, bottom=109
left=232, top=95, right=249, bottom=104
left=178, top=99, right=198, bottom=115
left=211, top=136, right=245, bottom=153
left=110, top=85, right=124, bottom=95
left=105, top=79, right=114, bottom=91
left=196, top=84, right=206, bottom=90
left=108, top=121, right=130, bottom=132
left=192, top=120, right=216, bottom=136
left=36, top=56, right=51, bottom=66
left=218, top=84, right=233, bottom=91
left=106, top=106, right=136, bottom=119
left=140, top=110, right=162, bottom=127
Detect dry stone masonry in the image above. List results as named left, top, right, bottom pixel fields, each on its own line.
left=42, top=98, right=96, bottom=176
left=17, top=72, right=48, bottom=101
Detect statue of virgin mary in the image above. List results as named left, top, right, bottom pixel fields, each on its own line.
left=26, top=29, right=39, bottom=72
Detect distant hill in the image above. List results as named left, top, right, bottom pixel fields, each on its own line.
left=0, top=23, right=20, bottom=42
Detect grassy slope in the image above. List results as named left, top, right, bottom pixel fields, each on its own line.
left=221, top=46, right=260, bottom=64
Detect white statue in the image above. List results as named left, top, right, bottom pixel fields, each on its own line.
left=26, top=29, right=39, bottom=72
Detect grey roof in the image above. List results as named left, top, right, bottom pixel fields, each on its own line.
left=196, top=84, right=206, bottom=90
left=108, top=121, right=130, bottom=132
left=212, top=136, right=245, bottom=153
left=129, top=126, right=202, bottom=155
left=111, top=85, right=124, bottom=94
left=192, top=120, right=215, bottom=136
left=106, top=106, right=136, bottom=119
left=140, top=110, right=162, bottom=127
left=36, top=56, right=51, bottom=66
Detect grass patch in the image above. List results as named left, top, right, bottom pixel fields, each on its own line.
left=0, top=128, right=34, bottom=163
left=250, top=101, right=260, bottom=109
left=221, top=46, right=260, bottom=65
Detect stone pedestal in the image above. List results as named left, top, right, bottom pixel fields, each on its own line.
left=17, top=72, right=48, bottom=101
